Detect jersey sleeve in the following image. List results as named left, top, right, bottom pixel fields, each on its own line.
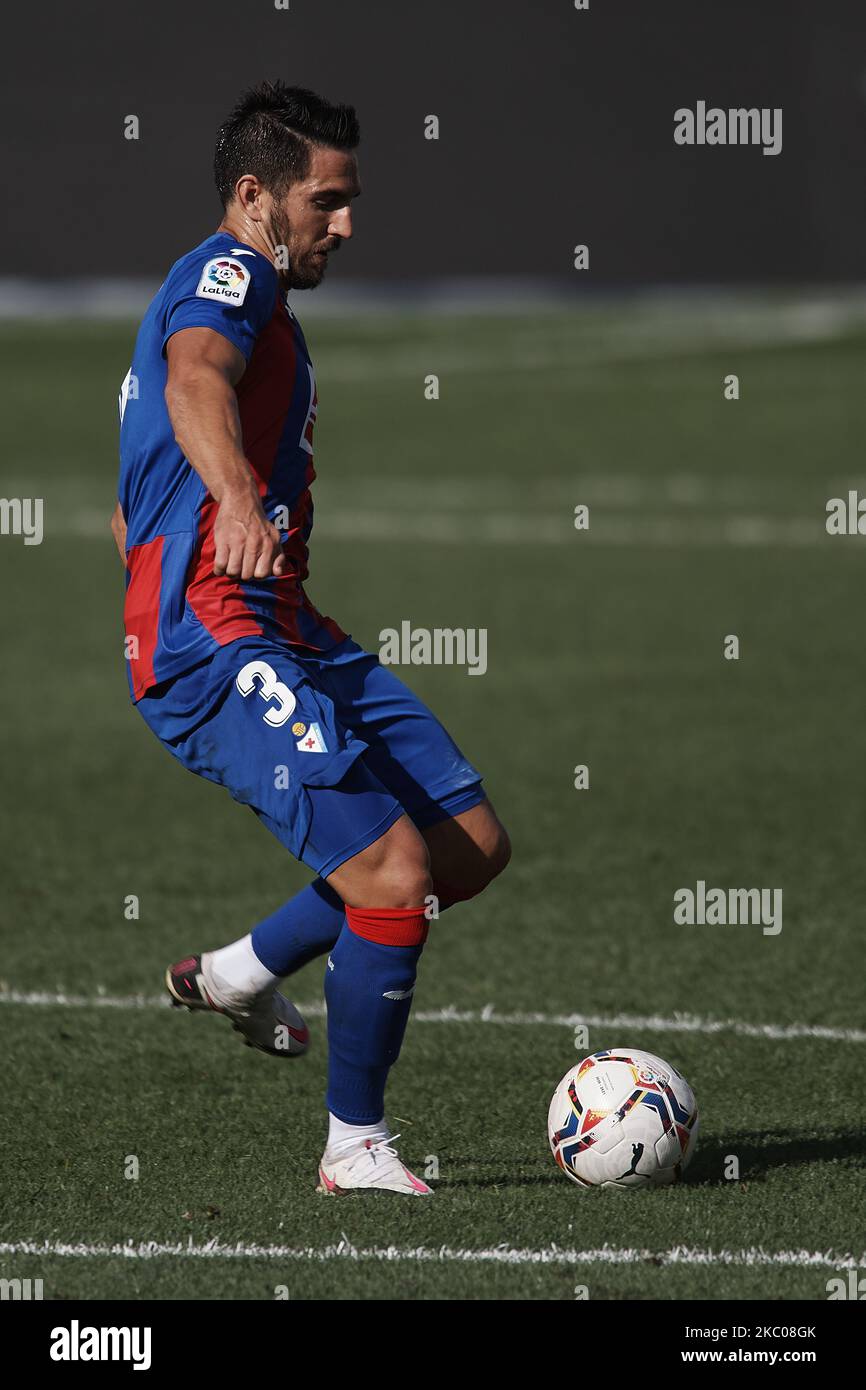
left=161, top=250, right=278, bottom=362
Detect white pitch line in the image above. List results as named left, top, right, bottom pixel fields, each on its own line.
left=0, top=1238, right=862, bottom=1270
left=0, top=989, right=863, bottom=1043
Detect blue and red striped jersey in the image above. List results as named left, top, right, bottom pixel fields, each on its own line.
left=117, top=231, right=347, bottom=701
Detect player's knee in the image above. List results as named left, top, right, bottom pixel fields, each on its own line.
left=332, top=814, right=433, bottom=909
left=434, top=821, right=512, bottom=907
left=487, top=822, right=512, bottom=882
left=377, top=839, right=433, bottom=908
left=471, top=821, right=511, bottom=895
left=467, top=811, right=511, bottom=882
left=378, top=816, right=431, bottom=896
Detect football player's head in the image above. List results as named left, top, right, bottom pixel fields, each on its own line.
left=214, top=81, right=361, bottom=289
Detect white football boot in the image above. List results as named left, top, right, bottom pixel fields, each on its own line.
left=317, top=1134, right=434, bottom=1196
left=165, top=952, right=310, bottom=1058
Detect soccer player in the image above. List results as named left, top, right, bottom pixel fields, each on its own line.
left=112, top=82, right=510, bottom=1195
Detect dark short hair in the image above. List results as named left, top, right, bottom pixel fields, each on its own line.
left=214, top=81, right=360, bottom=208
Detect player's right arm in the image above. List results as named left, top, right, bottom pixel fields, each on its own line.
left=164, top=326, right=287, bottom=580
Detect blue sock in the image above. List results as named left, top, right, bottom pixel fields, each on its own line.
left=324, top=926, right=423, bottom=1124
left=251, top=879, right=345, bottom=977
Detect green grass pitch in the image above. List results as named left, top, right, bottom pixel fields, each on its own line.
left=0, top=300, right=864, bottom=1300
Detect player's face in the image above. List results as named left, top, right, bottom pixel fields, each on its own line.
left=269, top=146, right=361, bottom=289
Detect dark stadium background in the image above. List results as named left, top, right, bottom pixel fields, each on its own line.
left=2, top=0, right=865, bottom=285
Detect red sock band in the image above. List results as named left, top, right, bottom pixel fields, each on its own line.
left=344, top=905, right=430, bottom=947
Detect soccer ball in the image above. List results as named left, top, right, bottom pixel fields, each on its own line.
left=548, top=1047, right=699, bottom=1189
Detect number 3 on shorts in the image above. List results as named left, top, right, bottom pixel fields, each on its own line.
left=236, top=659, right=297, bottom=727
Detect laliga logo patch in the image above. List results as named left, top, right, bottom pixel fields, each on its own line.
left=291, top=721, right=307, bottom=736
left=195, top=257, right=250, bottom=304
left=636, top=1065, right=669, bottom=1089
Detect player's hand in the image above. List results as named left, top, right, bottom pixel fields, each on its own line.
left=213, top=484, right=288, bottom=580
left=110, top=501, right=127, bottom=566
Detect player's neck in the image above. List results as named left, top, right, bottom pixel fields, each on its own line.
left=216, top=217, right=292, bottom=296
left=216, top=217, right=274, bottom=265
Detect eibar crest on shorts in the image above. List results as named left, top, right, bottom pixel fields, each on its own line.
left=195, top=257, right=250, bottom=304
left=297, top=722, right=328, bottom=753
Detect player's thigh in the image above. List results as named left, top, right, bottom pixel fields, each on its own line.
left=317, top=643, right=487, bottom=830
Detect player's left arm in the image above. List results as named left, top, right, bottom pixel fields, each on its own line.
left=110, top=501, right=127, bottom=566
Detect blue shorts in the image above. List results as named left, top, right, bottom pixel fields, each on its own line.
left=136, top=635, right=485, bottom=878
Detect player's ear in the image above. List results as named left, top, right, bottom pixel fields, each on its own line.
left=235, top=174, right=264, bottom=221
